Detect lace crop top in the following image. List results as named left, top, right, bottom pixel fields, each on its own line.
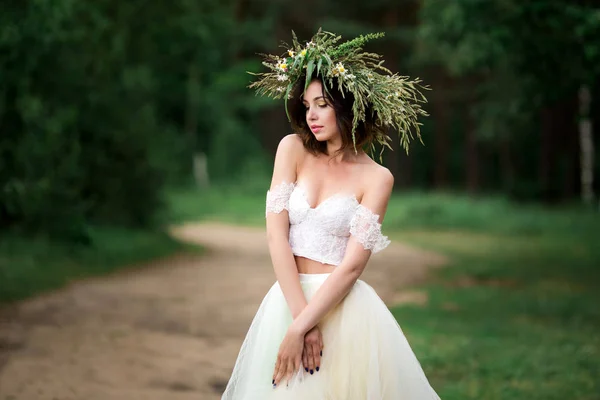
left=266, top=181, right=390, bottom=266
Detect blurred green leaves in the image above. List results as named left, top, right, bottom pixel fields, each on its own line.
left=417, top=0, right=600, bottom=139
left=0, top=0, right=276, bottom=240
left=2, top=0, right=599, bottom=242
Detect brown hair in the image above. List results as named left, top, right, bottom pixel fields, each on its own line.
left=287, top=74, right=378, bottom=156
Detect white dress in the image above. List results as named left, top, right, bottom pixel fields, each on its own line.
left=221, top=182, right=441, bottom=399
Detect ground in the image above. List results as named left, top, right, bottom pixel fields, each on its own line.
left=0, top=222, right=446, bottom=400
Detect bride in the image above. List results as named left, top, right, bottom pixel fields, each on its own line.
left=221, top=30, right=440, bottom=399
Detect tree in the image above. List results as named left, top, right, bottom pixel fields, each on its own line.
left=417, top=0, right=600, bottom=200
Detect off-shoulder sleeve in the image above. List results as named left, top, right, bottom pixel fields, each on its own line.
left=349, top=204, right=391, bottom=253
left=265, top=181, right=295, bottom=216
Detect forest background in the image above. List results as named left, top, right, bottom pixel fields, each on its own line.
left=1, top=1, right=600, bottom=398
left=2, top=0, right=599, bottom=240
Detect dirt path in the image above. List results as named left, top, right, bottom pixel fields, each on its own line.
left=0, top=222, right=446, bottom=400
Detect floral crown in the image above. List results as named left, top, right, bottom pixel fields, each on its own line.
left=248, top=29, right=429, bottom=156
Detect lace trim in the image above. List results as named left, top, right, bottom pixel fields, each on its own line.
left=349, top=204, right=390, bottom=253
left=265, top=181, right=295, bottom=216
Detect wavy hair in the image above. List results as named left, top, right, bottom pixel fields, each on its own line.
left=287, top=74, right=379, bottom=157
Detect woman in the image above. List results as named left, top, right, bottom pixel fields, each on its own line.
left=222, top=30, right=439, bottom=399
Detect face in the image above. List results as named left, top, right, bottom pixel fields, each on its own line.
left=302, top=80, right=339, bottom=142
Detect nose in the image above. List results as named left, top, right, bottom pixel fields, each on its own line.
left=307, top=107, right=317, bottom=121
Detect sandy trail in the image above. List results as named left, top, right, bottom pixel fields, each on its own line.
left=0, top=222, right=445, bottom=400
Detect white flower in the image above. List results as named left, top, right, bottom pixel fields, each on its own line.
left=332, top=62, right=347, bottom=77
left=276, top=87, right=285, bottom=92
left=276, top=62, right=288, bottom=72
left=288, top=50, right=295, bottom=57
left=306, top=41, right=315, bottom=48
left=346, top=73, right=356, bottom=80
left=277, top=74, right=289, bottom=81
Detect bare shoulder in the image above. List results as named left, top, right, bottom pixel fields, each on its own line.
left=356, top=157, right=394, bottom=218
left=361, top=157, right=394, bottom=194
left=276, top=133, right=305, bottom=156
left=270, top=134, right=306, bottom=185
left=272, top=134, right=307, bottom=181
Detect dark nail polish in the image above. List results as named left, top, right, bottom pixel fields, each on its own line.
left=316, top=366, right=320, bottom=372
left=273, top=384, right=276, bottom=388
left=320, top=350, right=322, bottom=356
left=305, top=367, right=308, bottom=372
left=310, top=369, right=314, bottom=375
left=272, top=379, right=275, bottom=384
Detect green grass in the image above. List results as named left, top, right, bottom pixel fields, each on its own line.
left=390, top=228, right=600, bottom=399
left=0, top=226, right=193, bottom=303
left=384, top=192, right=600, bottom=237
left=167, top=185, right=600, bottom=236
left=167, top=185, right=266, bottom=226
left=169, top=185, right=600, bottom=399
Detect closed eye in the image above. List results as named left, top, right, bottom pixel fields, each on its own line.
left=304, top=104, right=328, bottom=110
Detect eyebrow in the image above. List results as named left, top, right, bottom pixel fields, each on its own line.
left=302, top=96, right=325, bottom=103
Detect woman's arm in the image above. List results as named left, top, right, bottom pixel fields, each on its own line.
left=289, top=167, right=394, bottom=336
left=266, top=134, right=308, bottom=319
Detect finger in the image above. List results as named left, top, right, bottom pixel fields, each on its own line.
left=313, top=342, right=321, bottom=372
left=306, top=344, right=315, bottom=373
left=272, top=356, right=281, bottom=387
left=294, top=357, right=302, bottom=382
left=302, top=348, right=308, bottom=372
left=274, top=359, right=287, bottom=387
left=319, top=330, right=324, bottom=352
left=285, top=359, right=295, bottom=384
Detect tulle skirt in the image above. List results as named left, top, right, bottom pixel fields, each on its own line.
left=221, top=273, right=440, bottom=400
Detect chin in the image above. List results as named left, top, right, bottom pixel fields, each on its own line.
left=313, top=132, right=333, bottom=142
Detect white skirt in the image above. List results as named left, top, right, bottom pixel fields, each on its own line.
left=222, top=273, right=441, bottom=400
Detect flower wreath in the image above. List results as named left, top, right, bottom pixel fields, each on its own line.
left=248, top=29, right=430, bottom=157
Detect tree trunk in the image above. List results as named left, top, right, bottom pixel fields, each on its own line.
left=433, top=83, right=449, bottom=189
left=539, top=107, right=553, bottom=200
left=185, top=62, right=201, bottom=182
left=561, top=94, right=579, bottom=199
left=464, top=105, right=479, bottom=194
left=579, top=85, right=594, bottom=205
left=499, top=137, right=514, bottom=192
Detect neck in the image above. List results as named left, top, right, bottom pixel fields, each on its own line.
left=326, top=137, right=363, bottom=162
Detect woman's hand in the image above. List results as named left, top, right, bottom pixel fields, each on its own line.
left=272, top=324, right=304, bottom=387
left=302, top=325, right=323, bottom=374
